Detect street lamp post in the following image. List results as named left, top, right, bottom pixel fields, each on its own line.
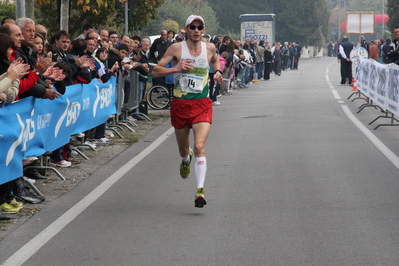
left=338, top=0, right=341, bottom=41
left=15, top=0, right=25, bottom=19
left=382, top=0, right=385, bottom=38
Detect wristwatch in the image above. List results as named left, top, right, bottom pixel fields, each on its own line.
left=215, top=70, right=223, bottom=75
left=35, top=71, right=40, bottom=76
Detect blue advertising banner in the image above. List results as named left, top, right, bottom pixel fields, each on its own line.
left=0, top=76, right=117, bottom=185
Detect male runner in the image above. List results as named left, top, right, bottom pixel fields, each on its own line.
left=152, top=15, right=223, bottom=208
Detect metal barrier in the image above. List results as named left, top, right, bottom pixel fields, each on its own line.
left=126, top=69, right=151, bottom=121
left=126, top=69, right=140, bottom=111
left=106, top=72, right=130, bottom=136
left=108, top=69, right=150, bottom=135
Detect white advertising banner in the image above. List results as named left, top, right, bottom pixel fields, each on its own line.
left=346, top=12, right=375, bottom=34
left=240, top=21, right=274, bottom=42
left=356, top=58, right=399, bottom=115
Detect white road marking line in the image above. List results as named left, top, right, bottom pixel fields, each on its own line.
left=1, top=127, right=175, bottom=266
left=325, top=64, right=399, bottom=169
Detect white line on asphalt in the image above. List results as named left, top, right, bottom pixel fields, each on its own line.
left=325, top=64, right=399, bottom=170
left=1, top=127, right=175, bottom=266
left=325, top=65, right=342, bottom=100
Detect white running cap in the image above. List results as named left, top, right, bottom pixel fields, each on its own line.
left=185, top=15, right=205, bottom=27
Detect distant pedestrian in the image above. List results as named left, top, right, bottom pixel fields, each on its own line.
left=255, top=40, right=265, bottom=79
left=339, top=35, right=354, bottom=85
left=263, top=44, right=272, bottom=80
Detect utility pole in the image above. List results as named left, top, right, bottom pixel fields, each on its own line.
left=15, top=0, right=26, bottom=19
left=338, top=0, right=341, bottom=41
left=382, top=0, right=385, bottom=38
left=60, top=0, right=70, bottom=31
left=125, top=1, right=129, bottom=35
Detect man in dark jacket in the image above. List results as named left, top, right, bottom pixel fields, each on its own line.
left=149, top=30, right=172, bottom=85
left=149, top=30, right=172, bottom=64
left=338, top=36, right=354, bottom=85
left=132, top=40, right=150, bottom=101
left=52, top=30, right=92, bottom=85
left=382, top=39, right=394, bottom=64
left=386, top=27, right=399, bottom=65
left=14, top=17, right=56, bottom=99
left=289, top=42, right=297, bottom=70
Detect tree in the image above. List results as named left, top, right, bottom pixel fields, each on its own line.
left=34, top=0, right=163, bottom=37
left=0, top=3, right=16, bottom=20
left=347, top=0, right=383, bottom=13
left=163, top=19, right=179, bottom=33
left=140, top=0, right=219, bottom=36
left=387, top=0, right=399, bottom=32
left=206, top=0, right=329, bottom=46
left=271, top=0, right=329, bottom=46
left=207, top=0, right=272, bottom=33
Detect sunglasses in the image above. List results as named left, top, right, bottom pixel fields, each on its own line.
left=189, top=25, right=204, bottom=31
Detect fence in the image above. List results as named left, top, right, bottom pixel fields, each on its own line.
left=0, top=68, right=145, bottom=185
left=351, top=57, right=399, bottom=129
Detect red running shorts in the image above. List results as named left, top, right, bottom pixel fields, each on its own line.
left=170, top=97, right=213, bottom=129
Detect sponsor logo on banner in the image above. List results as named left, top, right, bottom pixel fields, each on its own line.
left=357, top=57, right=399, bottom=117
left=0, top=77, right=117, bottom=185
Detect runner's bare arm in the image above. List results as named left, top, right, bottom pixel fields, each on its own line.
left=152, top=43, right=186, bottom=78
left=208, top=43, right=223, bottom=84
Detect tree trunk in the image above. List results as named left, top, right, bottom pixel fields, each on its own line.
left=25, top=0, right=35, bottom=19
left=68, top=12, right=88, bottom=38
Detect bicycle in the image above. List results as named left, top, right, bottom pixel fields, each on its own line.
left=146, top=84, right=173, bottom=110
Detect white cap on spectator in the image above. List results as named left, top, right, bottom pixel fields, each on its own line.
left=185, top=15, right=205, bottom=27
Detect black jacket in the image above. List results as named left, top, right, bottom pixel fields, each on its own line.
left=132, top=50, right=149, bottom=82
left=15, top=43, right=37, bottom=70
left=65, top=49, right=92, bottom=85
left=14, top=43, right=48, bottom=99
left=149, top=38, right=172, bottom=63
left=339, top=40, right=354, bottom=59
left=264, top=49, right=273, bottom=62
left=108, top=48, right=122, bottom=70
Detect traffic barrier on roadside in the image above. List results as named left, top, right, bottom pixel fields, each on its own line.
left=0, top=77, right=117, bottom=185
left=353, top=57, right=399, bottom=129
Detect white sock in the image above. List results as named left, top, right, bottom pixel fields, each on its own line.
left=182, top=148, right=192, bottom=165
left=195, top=157, right=207, bottom=188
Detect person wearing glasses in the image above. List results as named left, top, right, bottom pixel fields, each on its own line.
left=152, top=15, right=224, bottom=208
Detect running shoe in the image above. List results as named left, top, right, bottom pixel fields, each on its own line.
left=0, top=213, right=11, bottom=220
left=49, top=160, right=72, bottom=168
left=9, top=198, right=23, bottom=209
left=180, top=148, right=193, bottom=179
left=0, top=203, right=20, bottom=213
left=195, top=188, right=207, bottom=208
left=91, top=138, right=111, bottom=146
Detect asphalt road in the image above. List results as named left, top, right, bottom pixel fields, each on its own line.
left=2, top=56, right=399, bottom=265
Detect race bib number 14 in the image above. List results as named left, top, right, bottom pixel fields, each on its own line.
left=180, top=74, right=205, bottom=93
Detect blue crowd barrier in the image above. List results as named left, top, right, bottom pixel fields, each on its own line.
left=0, top=76, right=117, bottom=185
